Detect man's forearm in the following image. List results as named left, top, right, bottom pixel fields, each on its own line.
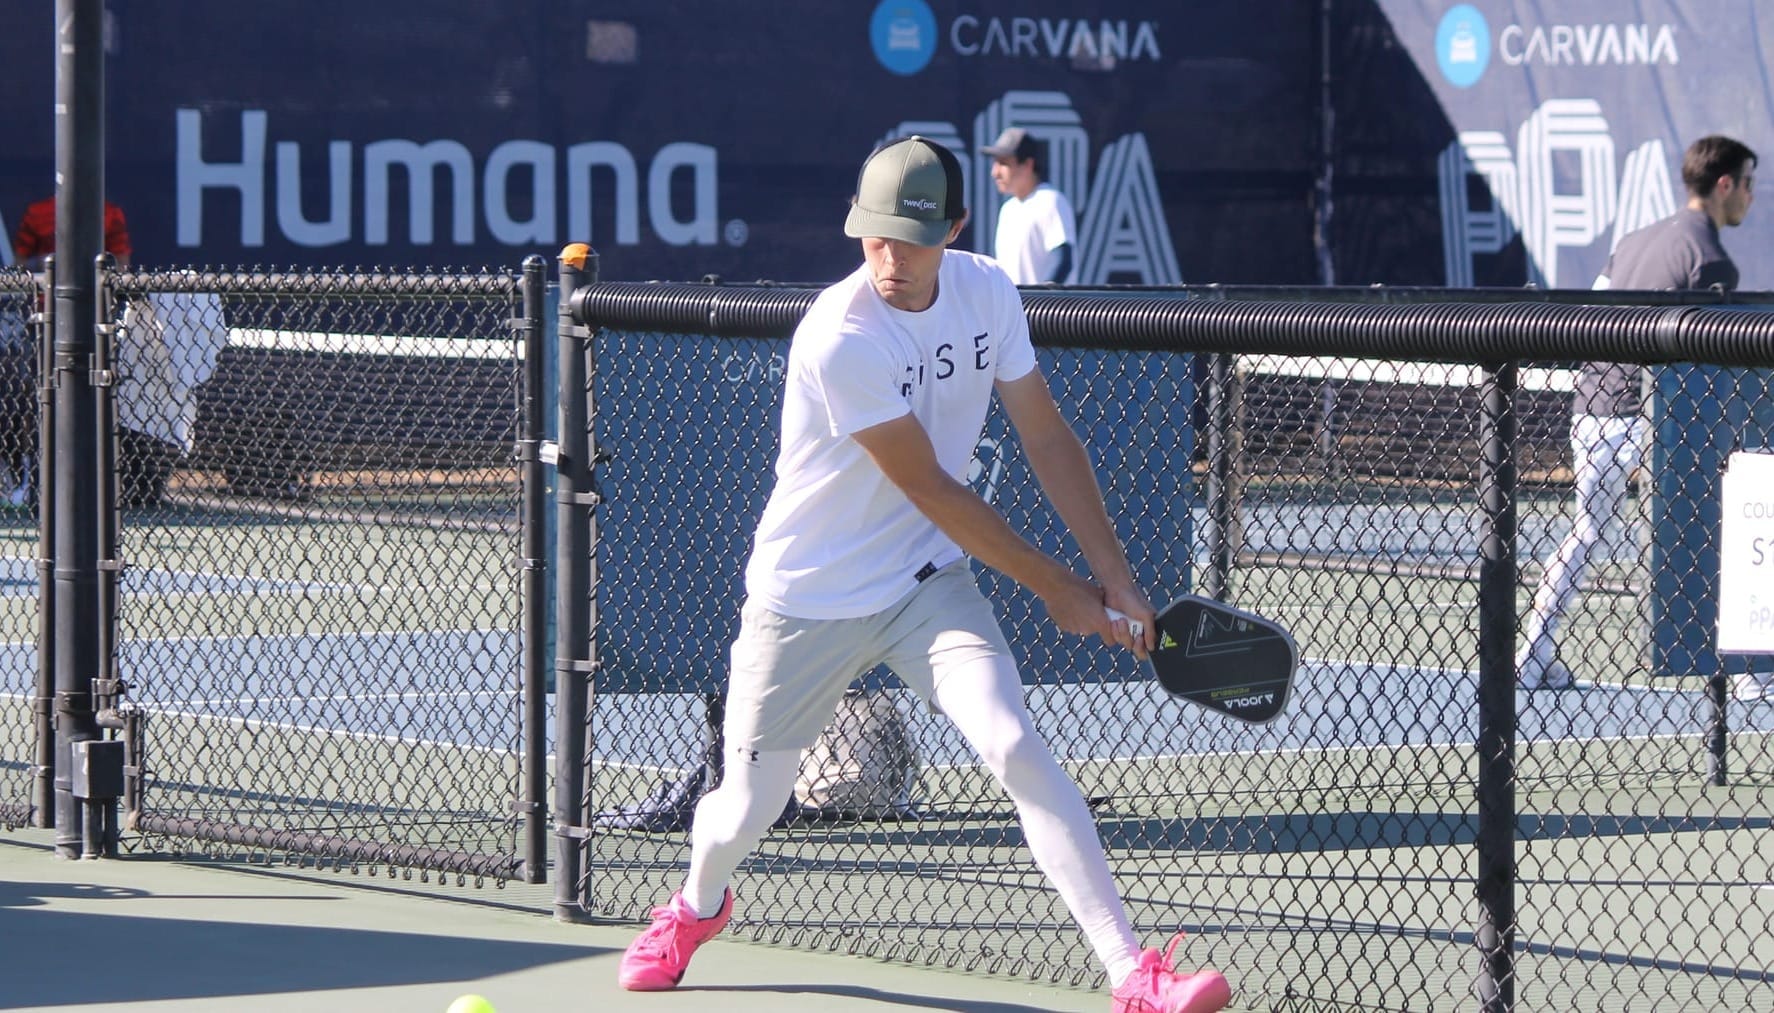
left=900, top=473, right=1080, bottom=598
left=1019, top=423, right=1135, bottom=591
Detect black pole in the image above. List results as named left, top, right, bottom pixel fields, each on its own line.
left=517, top=254, right=549, bottom=884
left=1203, top=353, right=1235, bottom=599
left=551, top=244, right=598, bottom=922
left=86, top=255, right=120, bottom=858
left=29, top=261, right=55, bottom=828
left=1706, top=673, right=1729, bottom=786
left=1474, top=360, right=1519, bottom=1011
left=50, top=0, right=106, bottom=860
left=1313, top=0, right=1336, bottom=285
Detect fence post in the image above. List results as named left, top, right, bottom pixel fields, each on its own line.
left=1474, top=359, right=1519, bottom=1011
left=50, top=0, right=115, bottom=859
left=30, top=263, right=55, bottom=828
left=551, top=244, right=599, bottom=922
left=517, top=254, right=550, bottom=884
left=1203, top=352, right=1237, bottom=599
left=87, top=253, right=124, bottom=855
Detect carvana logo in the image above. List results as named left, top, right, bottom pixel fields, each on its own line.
left=871, top=0, right=937, bottom=76
left=1436, top=4, right=1490, bottom=88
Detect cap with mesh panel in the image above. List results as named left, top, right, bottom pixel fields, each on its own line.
left=980, top=127, right=1039, bottom=162
left=843, top=135, right=965, bottom=247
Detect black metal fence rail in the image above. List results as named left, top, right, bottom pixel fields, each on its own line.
left=7, top=261, right=553, bottom=885
left=556, top=275, right=1774, bottom=1012
left=127, top=262, right=548, bottom=883
left=8, top=262, right=1771, bottom=1009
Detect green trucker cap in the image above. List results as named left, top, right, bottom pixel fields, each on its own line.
left=843, top=135, right=965, bottom=246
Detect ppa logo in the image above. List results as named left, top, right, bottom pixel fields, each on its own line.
left=1438, top=98, right=1676, bottom=287
left=876, top=91, right=1182, bottom=284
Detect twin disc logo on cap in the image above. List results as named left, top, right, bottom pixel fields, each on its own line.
left=900, top=197, right=940, bottom=214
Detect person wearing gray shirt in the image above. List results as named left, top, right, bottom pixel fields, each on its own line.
left=1519, top=135, right=1758, bottom=693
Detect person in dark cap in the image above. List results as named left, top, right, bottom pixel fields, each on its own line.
left=616, top=135, right=1231, bottom=1013
left=981, top=126, right=1078, bottom=284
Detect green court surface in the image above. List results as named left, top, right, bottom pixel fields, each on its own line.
left=6, top=476, right=1772, bottom=1009
left=1, top=827, right=1130, bottom=1013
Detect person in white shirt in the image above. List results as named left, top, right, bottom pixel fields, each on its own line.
left=616, top=135, right=1230, bottom=1013
left=982, top=127, right=1078, bottom=285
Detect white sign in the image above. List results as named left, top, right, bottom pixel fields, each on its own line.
left=1718, top=451, right=1774, bottom=654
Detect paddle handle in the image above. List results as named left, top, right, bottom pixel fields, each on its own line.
left=1104, top=607, right=1145, bottom=640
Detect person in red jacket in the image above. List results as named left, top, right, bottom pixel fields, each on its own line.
left=8, top=195, right=171, bottom=509
left=11, top=196, right=133, bottom=269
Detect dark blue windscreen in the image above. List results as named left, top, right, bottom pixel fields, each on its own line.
left=592, top=331, right=1192, bottom=694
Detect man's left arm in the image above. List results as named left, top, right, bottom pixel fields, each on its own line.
left=1044, top=194, right=1078, bottom=284
left=1043, top=243, right=1073, bottom=285
left=995, top=369, right=1149, bottom=623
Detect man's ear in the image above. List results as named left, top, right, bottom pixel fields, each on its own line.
left=944, top=211, right=971, bottom=247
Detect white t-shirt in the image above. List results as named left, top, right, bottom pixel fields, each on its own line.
left=745, top=250, right=1038, bottom=618
left=992, top=183, right=1078, bottom=285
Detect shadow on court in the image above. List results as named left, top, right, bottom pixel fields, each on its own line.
left=0, top=833, right=1115, bottom=1013
left=690, top=984, right=1065, bottom=1012
left=0, top=879, right=605, bottom=1008
left=788, top=809, right=1774, bottom=854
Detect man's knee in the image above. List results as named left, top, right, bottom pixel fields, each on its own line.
left=980, top=725, right=1057, bottom=794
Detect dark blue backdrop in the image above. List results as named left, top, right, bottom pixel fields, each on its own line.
left=5, top=3, right=1767, bottom=288
left=2, top=2, right=1318, bottom=283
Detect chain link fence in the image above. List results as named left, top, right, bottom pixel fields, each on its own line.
left=8, top=262, right=1772, bottom=1009
left=5, top=262, right=553, bottom=882
left=554, top=278, right=1774, bottom=1012
left=0, top=266, right=44, bottom=830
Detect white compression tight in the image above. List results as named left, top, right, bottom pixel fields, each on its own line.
left=1522, top=413, right=1646, bottom=664
left=682, top=656, right=1143, bottom=986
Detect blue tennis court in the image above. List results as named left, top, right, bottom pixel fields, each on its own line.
left=8, top=623, right=1768, bottom=773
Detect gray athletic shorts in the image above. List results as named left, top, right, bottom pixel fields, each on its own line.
left=723, top=559, right=1013, bottom=754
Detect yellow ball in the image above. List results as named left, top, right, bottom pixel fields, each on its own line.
left=446, top=996, right=495, bottom=1013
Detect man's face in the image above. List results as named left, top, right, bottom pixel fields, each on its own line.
left=1721, top=164, right=1756, bottom=226
left=861, top=235, right=948, bottom=312
left=989, top=155, right=1037, bottom=198
left=860, top=219, right=963, bottom=312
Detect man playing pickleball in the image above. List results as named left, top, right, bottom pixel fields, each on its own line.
left=617, top=134, right=1230, bottom=1013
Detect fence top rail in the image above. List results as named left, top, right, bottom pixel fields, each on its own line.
left=568, top=281, right=1774, bottom=369
left=608, top=279, right=1774, bottom=305
left=0, top=266, right=36, bottom=292
left=107, top=267, right=521, bottom=298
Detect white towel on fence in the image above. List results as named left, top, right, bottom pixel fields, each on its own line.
left=115, top=292, right=228, bottom=453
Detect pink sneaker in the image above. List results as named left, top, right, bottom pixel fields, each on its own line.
left=617, top=889, right=734, bottom=991
left=1110, top=936, right=1231, bottom=1013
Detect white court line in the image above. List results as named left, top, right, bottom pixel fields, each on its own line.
left=946, top=724, right=1748, bottom=772
left=1241, top=354, right=1575, bottom=393
left=14, top=626, right=514, bottom=649
left=228, top=327, right=515, bottom=360
left=155, top=688, right=516, bottom=710
left=1267, top=599, right=1478, bottom=616
left=123, top=576, right=509, bottom=598
left=928, top=736, right=1472, bottom=773
left=1565, top=679, right=1703, bottom=696
left=125, top=699, right=527, bottom=758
